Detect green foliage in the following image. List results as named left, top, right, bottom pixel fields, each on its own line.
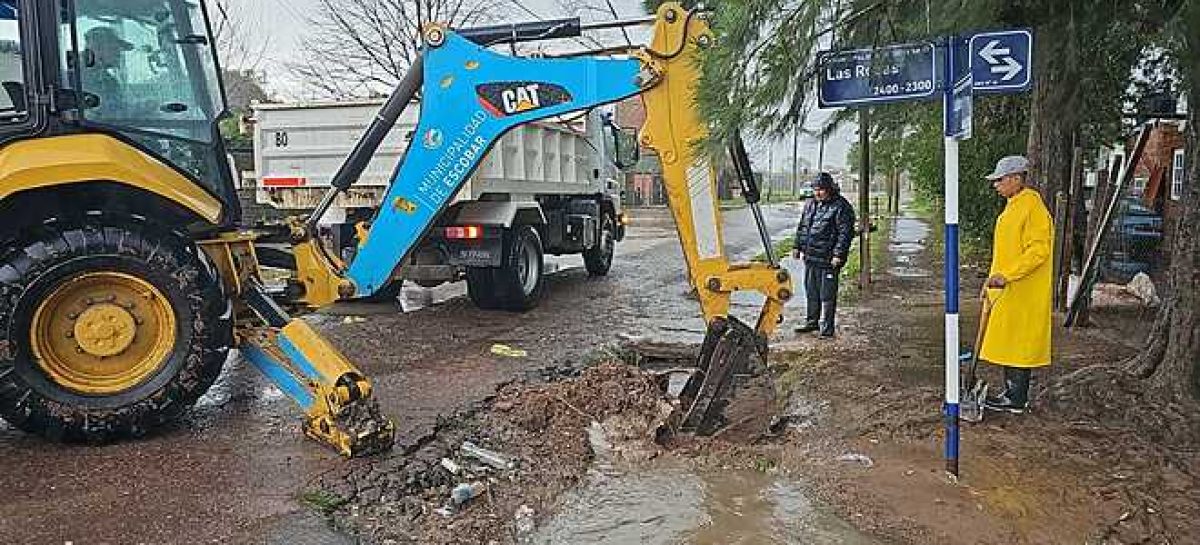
left=897, top=96, right=1026, bottom=245
left=300, top=489, right=347, bottom=516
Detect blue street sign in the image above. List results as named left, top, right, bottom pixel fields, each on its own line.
left=969, top=29, right=1033, bottom=93
left=818, top=42, right=939, bottom=107
left=946, top=75, right=973, bottom=140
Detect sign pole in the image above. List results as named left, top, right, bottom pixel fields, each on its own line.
left=942, top=37, right=962, bottom=480
left=815, top=27, right=1030, bottom=481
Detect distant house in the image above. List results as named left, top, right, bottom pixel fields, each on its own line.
left=1089, top=110, right=1188, bottom=282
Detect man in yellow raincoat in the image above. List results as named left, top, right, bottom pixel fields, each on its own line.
left=979, top=155, right=1053, bottom=414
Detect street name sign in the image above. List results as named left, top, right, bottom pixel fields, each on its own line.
left=817, top=42, right=938, bottom=107
left=970, top=29, right=1033, bottom=93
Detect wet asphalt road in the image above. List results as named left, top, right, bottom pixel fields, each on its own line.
left=0, top=203, right=802, bottom=544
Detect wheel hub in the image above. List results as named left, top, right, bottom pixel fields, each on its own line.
left=74, top=303, right=138, bottom=357
left=30, top=272, right=177, bottom=394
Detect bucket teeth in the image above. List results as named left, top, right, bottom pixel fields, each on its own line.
left=305, top=397, right=395, bottom=457
left=679, top=316, right=764, bottom=434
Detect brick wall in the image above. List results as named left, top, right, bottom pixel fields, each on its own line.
left=1129, top=121, right=1188, bottom=277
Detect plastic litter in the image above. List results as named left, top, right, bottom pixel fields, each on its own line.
left=836, top=452, right=874, bottom=468
left=489, top=344, right=528, bottom=358
left=461, top=441, right=518, bottom=470
left=514, top=504, right=536, bottom=535
left=450, top=482, right=485, bottom=506
left=440, top=457, right=461, bottom=475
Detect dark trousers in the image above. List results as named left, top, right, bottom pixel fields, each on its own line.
left=804, top=262, right=840, bottom=334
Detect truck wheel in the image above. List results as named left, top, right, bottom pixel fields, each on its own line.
left=0, top=217, right=232, bottom=442
left=465, top=267, right=499, bottom=309
left=494, top=225, right=544, bottom=311
left=583, top=213, right=616, bottom=276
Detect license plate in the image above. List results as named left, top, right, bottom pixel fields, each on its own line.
left=453, top=248, right=496, bottom=267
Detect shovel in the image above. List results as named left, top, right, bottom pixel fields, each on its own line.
left=959, top=288, right=995, bottom=423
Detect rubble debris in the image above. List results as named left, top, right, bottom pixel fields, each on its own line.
left=513, top=504, right=536, bottom=535
left=1124, top=272, right=1160, bottom=306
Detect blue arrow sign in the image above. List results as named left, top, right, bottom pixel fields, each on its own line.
left=818, top=42, right=939, bottom=107
left=969, top=30, right=1032, bottom=93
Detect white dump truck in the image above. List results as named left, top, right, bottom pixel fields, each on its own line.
left=248, top=100, right=632, bottom=306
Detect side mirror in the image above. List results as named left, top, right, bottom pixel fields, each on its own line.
left=602, top=113, right=640, bottom=169
left=611, top=126, right=640, bottom=169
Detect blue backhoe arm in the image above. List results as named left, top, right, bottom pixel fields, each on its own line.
left=339, top=31, right=643, bottom=296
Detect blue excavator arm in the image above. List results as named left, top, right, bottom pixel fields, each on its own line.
left=346, top=32, right=642, bottom=295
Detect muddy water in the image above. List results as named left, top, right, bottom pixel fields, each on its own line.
left=530, top=461, right=874, bottom=544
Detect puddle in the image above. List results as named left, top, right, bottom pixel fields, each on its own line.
left=886, top=216, right=931, bottom=278
left=529, top=461, right=875, bottom=544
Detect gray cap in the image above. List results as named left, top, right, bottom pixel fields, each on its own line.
left=985, top=155, right=1030, bottom=180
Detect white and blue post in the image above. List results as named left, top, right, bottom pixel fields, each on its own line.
left=942, top=36, right=963, bottom=479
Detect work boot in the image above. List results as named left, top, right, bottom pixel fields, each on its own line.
left=794, top=322, right=819, bottom=333
left=984, top=367, right=1031, bottom=414
left=819, top=301, right=837, bottom=337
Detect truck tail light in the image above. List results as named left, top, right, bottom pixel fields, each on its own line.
left=445, top=225, right=482, bottom=240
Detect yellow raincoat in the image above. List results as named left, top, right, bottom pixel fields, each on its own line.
left=979, top=188, right=1054, bottom=367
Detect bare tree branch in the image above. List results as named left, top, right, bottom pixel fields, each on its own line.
left=294, top=0, right=498, bottom=98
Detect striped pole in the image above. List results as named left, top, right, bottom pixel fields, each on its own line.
left=943, top=137, right=960, bottom=478
left=942, top=37, right=962, bottom=479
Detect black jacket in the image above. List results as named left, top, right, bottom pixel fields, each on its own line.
left=795, top=194, right=856, bottom=266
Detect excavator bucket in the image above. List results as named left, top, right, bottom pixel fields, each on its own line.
left=678, top=317, right=767, bottom=434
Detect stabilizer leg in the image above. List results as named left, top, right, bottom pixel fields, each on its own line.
left=239, top=283, right=395, bottom=457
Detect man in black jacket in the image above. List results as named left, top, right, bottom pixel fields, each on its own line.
left=793, top=173, right=856, bottom=337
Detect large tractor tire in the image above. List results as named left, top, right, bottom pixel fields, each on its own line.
left=0, top=216, right=232, bottom=442
left=583, top=213, right=616, bottom=277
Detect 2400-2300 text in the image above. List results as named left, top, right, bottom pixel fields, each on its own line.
left=871, top=79, right=934, bottom=96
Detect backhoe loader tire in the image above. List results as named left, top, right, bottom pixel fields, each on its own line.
left=583, top=213, right=616, bottom=276
left=466, top=267, right=500, bottom=309
left=493, top=225, right=544, bottom=312
left=0, top=216, right=232, bottom=442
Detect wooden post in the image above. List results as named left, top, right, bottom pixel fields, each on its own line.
left=1057, top=145, right=1083, bottom=311
left=1052, top=191, right=1067, bottom=310
left=859, top=108, right=871, bottom=288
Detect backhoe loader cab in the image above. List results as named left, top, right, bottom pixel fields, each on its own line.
left=0, top=0, right=238, bottom=443
left=0, top=0, right=237, bottom=228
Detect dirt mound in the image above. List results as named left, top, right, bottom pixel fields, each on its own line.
left=308, top=361, right=677, bottom=544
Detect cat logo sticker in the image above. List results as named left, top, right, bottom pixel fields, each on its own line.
left=477, top=82, right=572, bottom=117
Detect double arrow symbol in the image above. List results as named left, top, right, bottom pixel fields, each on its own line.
left=978, top=40, right=1022, bottom=81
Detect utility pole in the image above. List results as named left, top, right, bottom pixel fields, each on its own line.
left=792, top=123, right=799, bottom=197
left=767, top=145, right=774, bottom=202
left=858, top=109, right=871, bottom=289
left=817, top=132, right=826, bottom=172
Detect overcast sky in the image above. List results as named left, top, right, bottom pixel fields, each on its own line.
left=224, top=0, right=851, bottom=170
